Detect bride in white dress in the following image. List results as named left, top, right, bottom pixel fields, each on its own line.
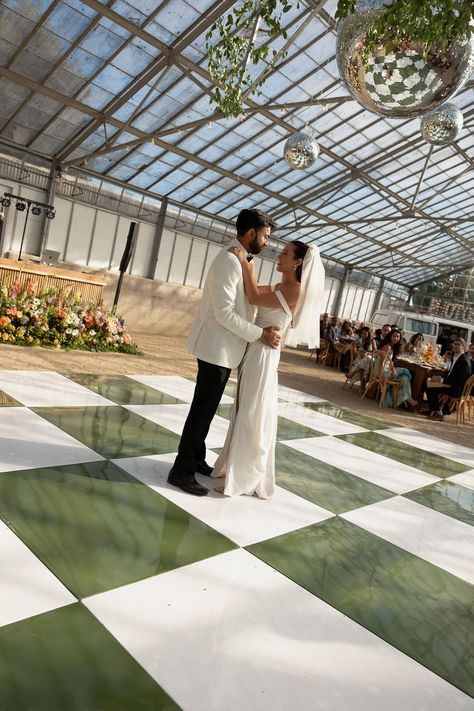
left=211, top=240, right=325, bottom=498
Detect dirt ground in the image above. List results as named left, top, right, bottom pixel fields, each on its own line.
left=0, top=330, right=472, bottom=449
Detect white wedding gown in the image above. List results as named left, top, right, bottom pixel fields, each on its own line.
left=212, top=289, right=292, bottom=498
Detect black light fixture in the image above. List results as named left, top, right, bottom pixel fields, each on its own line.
left=1, top=196, right=11, bottom=207
left=45, top=208, right=56, bottom=220
left=16, top=201, right=26, bottom=212
left=31, top=205, right=41, bottom=216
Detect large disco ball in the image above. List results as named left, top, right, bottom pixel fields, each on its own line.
left=420, top=103, right=463, bottom=144
left=336, top=0, right=474, bottom=118
left=284, top=133, right=319, bottom=169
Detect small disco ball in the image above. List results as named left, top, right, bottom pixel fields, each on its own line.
left=420, top=102, right=463, bottom=145
left=284, top=133, right=319, bottom=169
left=336, top=0, right=474, bottom=118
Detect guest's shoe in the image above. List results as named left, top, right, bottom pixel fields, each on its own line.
left=431, top=412, right=444, bottom=422
left=404, top=400, right=417, bottom=412
left=167, top=468, right=208, bottom=496
left=195, top=460, right=213, bottom=476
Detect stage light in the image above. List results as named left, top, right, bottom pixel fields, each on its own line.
left=31, top=205, right=41, bottom=216
left=16, top=201, right=26, bottom=212
left=1, top=196, right=11, bottom=207
left=45, top=208, right=56, bottom=219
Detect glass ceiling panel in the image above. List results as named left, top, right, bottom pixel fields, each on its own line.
left=0, top=0, right=472, bottom=287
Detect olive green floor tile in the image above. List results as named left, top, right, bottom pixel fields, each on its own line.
left=217, top=403, right=325, bottom=439
left=64, top=373, right=183, bottom=405
left=0, top=460, right=236, bottom=598
left=216, top=403, right=234, bottom=419
left=304, top=402, right=395, bottom=430
left=0, top=389, right=20, bottom=406
left=275, top=442, right=394, bottom=514
left=248, top=517, right=474, bottom=697
left=338, top=431, right=469, bottom=477
left=33, top=405, right=182, bottom=458
left=404, top=481, right=474, bottom=526
left=0, top=604, right=178, bottom=711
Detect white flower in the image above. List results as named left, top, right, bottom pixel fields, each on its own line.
left=72, top=329, right=79, bottom=336
left=89, top=329, right=96, bottom=336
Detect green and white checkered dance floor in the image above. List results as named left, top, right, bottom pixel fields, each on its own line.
left=0, top=370, right=473, bottom=710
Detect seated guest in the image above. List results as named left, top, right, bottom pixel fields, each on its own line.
left=327, top=316, right=340, bottom=344
left=378, top=329, right=418, bottom=410
left=403, top=332, right=424, bottom=355
left=425, top=339, right=471, bottom=421
left=375, top=323, right=391, bottom=349
left=347, top=326, right=377, bottom=391
left=339, top=320, right=355, bottom=343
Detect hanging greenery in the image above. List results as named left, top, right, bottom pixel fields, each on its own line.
left=205, top=0, right=474, bottom=119
left=205, top=1, right=299, bottom=119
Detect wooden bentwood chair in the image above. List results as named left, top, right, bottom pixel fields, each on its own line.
left=439, top=374, right=474, bottom=425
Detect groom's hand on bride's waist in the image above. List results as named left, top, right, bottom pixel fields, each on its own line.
left=261, top=326, right=281, bottom=349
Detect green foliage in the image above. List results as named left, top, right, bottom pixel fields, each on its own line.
left=206, top=0, right=474, bottom=117
left=205, top=0, right=298, bottom=118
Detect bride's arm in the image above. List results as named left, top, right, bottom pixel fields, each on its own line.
left=228, top=248, right=300, bottom=309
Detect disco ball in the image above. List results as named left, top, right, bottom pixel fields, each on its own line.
left=284, top=133, right=319, bottom=169
left=420, top=103, right=463, bottom=144
left=336, top=0, right=474, bottom=118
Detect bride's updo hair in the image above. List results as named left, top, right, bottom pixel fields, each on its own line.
left=290, top=241, right=309, bottom=283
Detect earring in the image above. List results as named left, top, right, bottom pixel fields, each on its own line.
left=293, top=265, right=297, bottom=271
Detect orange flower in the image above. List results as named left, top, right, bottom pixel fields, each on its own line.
left=0, top=316, right=11, bottom=328
left=57, top=309, right=66, bottom=319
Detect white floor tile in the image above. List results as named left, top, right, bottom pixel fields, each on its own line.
left=342, top=497, right=474, bottom=584
left=0, top=408, right=103, bottom=473
left=0, top=370, right=113, bottom=407
left=278, top=384, right=327, bottom=404
left=447, top=471, right=474, bottom=491
left=377, top=427, right=474, bottom=468
left=84, top=549, right=473, bottom=711
left=128, top=375, right=233, bottom=404
left=282, top=436, right=440, bottom=494
left=113, top=453, right=333, bottom=547
left=125, top=403, right=230, bottom=448
left=0, top=519, right=75, bottom=627
left=278, top=401, right=366, bottom=435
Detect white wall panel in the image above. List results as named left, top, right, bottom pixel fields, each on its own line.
left=8, top=186, right=46, bottom=257
left=168, top=233, right=192, bottom=285
left=201, top=243, right=222, bottom=285
left=65, top=203, right=95, bottom=265
left=185, top=238, right=208, bottom=288
left=46, top=197, right=73, bottom=257
left=88, top=211, right=118, bottom=268
left=155, top=228, right=175, bottom=281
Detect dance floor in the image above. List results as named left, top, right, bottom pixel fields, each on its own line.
left=0, top=369, right=473, bottom=710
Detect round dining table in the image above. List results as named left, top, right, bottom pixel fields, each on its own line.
left=394, top=356, right=448, bottom=409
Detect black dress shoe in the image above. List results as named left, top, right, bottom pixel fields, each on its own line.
left=167, top=468, right=208, bottom=496
left=195, top=460, right=214, bottom=476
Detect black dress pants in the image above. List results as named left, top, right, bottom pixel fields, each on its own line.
left=173, top=359, right=231, bottom=477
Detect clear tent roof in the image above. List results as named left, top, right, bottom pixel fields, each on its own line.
left=0, top=0, right=473, bottom=288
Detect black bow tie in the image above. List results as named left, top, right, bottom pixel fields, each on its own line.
left=246, top=254, right=253, bottom=262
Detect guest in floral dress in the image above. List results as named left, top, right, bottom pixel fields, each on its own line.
left=379, top=329, right=418, bottom=410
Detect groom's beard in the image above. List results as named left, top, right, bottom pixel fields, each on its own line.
left=248, top=236, right=263, bottom=255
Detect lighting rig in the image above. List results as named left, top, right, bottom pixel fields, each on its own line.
left=1, top=192, right=56, bottom=261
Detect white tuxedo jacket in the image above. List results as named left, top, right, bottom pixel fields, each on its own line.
left=187, top=239, right=262, bottom=369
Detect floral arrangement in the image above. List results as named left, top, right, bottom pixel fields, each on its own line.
left=0, top=279, right=141, bottom=355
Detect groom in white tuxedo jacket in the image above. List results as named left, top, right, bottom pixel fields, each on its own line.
left=168, top=208, right=281, bottom=496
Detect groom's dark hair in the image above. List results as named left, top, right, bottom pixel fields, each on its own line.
left=236, top=208, right=276, bottom=236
